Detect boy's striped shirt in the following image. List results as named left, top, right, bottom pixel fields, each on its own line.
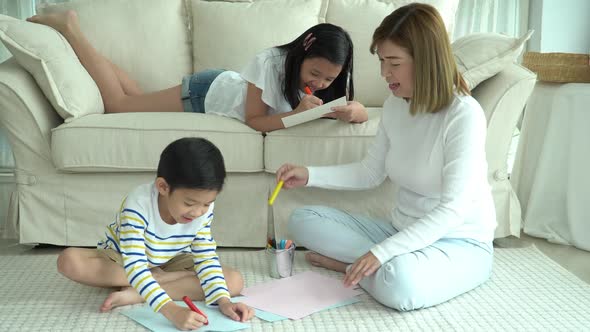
left=97, top=183, right=230, bottom=312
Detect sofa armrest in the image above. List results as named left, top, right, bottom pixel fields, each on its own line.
left=0, top=58, right=63, bottom=174
left=472, top=63, right=536, bottom=180
left=471, top=63, right=536, bottom=237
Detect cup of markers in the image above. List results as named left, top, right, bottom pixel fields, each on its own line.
left=266, top=238, right=295, bottom=278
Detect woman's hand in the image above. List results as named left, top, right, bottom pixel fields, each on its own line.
left=276, top=163, right=309, bottom=189
left=217, top=298, right=255, bottom=322
left=343, top=251, right=381, bottom=287
left=294, top=95, right=323, bottom=113
left=324, top=101, right=368, bottom=123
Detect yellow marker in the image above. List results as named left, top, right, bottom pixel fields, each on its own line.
left=268, top=180, right=284, bottom=205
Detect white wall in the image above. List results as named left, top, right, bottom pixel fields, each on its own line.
left=528, top=0, right=590, bottom=53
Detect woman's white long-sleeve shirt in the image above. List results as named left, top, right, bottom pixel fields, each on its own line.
left=306, top=94, right=497, bottom=264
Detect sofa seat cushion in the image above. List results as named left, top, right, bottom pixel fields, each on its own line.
left=264, top=108, right=382, bottom=172
left=51, top=113, right=262, bottom=173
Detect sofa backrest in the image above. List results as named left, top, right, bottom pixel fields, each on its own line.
left=39, top=0, right=458, bottom=108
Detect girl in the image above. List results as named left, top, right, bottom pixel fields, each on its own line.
left=275, top=3, right=496, bottom=311
left=27, top=11, right=368, bottom=132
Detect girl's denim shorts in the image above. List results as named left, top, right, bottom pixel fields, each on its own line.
left=180, top=69, right=225, bottom=113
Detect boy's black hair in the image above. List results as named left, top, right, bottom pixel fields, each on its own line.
left=157, top=137, right=226, bottom=192
left=277, top=23, right=355, bottom=109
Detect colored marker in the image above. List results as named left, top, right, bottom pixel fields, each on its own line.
left=268, top=180, right=284, bottom=206
left=304, top=86, right=313, bottom=95
left=182, top=296, right=209, bottom=325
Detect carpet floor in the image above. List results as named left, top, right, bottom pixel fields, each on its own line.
left=1, top=245, right=589, bottom=331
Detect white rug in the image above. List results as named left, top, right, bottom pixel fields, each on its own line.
left=1, top=246, right=589, bottom=331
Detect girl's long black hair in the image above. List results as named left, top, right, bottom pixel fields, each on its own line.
left=277, top=23, right=355, bottom=109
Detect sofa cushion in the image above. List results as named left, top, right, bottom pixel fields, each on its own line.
left=190, top=0, right=325, bottom=72
left=0, top=14, right=103, bottom=121
left=264, top=108, right=382, bottom=172
left=38, top=0, right=192, bottom=93
left=51, top=113, right=263, bottom=173
left=325, top=0, right=460, bottom=107
left=453, top=30, right=534, bottom=90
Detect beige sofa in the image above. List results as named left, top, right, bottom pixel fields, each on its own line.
left=0, top=0, right=535, bottom=247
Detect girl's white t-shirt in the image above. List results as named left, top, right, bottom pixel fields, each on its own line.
left=204, top=47, right=297, bottom=122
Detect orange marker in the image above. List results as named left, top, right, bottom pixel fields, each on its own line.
left=304, top=86, right=312, bottom=95
left=182, top=296, right=208, bottom=325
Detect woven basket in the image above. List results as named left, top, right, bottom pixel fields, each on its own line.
left=523, top=52, right=590, bottom=83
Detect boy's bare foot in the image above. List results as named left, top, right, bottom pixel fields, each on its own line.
left=26, top=10, right=79, bottom=35
left=100, top=287, right=143, bottom=312
left=305, top=252, right=348, bottom=273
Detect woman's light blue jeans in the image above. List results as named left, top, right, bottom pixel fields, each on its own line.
left=288, top=205, right=494, bottom=311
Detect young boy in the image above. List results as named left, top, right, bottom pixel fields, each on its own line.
left=56, top=137, right=254, bottom=330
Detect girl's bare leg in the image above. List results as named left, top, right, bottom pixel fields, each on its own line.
left=101, top=266, right=244, bottom=311
left=27, top=11, right=183, bottom=113
left=108, top=59, right=143, bottom=96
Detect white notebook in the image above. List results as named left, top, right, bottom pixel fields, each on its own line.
left=281, top=96, right=347, bottom=128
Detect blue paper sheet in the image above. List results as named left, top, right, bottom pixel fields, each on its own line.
left=120, top=301, right=249, bottom=332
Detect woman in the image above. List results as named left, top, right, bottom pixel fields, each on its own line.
left=275, top=3, right=496, bottom=311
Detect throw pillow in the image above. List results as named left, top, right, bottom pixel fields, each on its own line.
left=453, top=30, right=534, bottom=90
left=0, top=14, right=103, bottom=121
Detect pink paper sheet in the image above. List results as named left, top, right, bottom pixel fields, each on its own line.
left=241, top=271, right=363, bottom=320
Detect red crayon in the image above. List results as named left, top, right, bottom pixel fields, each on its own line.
left=182, top=295, right=209, bottom=325
left=304, top=86, right=313, bottom=95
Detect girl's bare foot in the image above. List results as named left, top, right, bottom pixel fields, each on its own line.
left=100, top=287, right=143, bottom=312
left=26, top=10, right=79, bottom=35
left=305, top=252, right=348, bottom=273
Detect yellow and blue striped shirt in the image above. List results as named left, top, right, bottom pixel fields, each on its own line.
left=97, top=182, right=230, bottom=312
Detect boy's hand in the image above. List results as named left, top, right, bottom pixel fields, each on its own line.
left=160, top=302, right=207, bottom=331
left=218, top=297, right=255, bottom=322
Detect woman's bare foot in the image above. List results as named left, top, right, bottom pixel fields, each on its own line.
left=305, top=252, right=348, bottom=273
left=100, top=287, right=144, bottom=312
left=26, top=10, right=79, bottom=36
